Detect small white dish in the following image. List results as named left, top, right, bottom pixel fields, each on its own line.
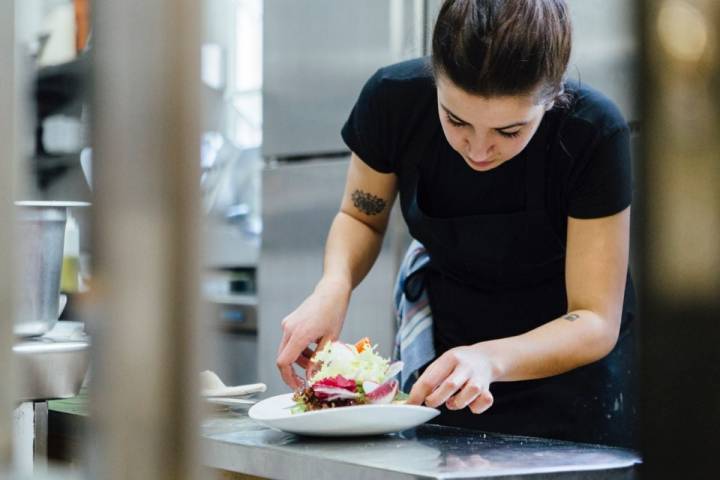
left=15, top=201, right=91, bottom=208
left=201, top=383, right=266, bottom=398
left=248, top=393, right=440, bottom=437
left=205, top=397, right=256, bottom=407
left=199, top=370, right=266, bottom=398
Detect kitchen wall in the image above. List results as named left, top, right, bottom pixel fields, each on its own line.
left=566, top=0, right=639, bottom=122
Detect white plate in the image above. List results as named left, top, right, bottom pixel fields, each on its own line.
left=248, top=393, right=440, bottom=437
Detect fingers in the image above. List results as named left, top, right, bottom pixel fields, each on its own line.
left=276, top=332, right=309, bottom=390
left=424, top=370, right=468, bottom=408
left=315, top=336, right=333, bottom=352
left=403, top=345, right=496, bottom=414
left=446, top=381, right=483, bottom=410
left=276, top=330, right=289, bottom=358
left=296, top=347, right=315, bottom=370
left=276, top=313, right=336, bottom=391
left=467, top=390, right=494, bottom=414
left=277, top=334, right=327, bottom=389
left=275, top=331, right=297, bottom=389
left=277, top=360, right=302, bottom=390
left=406, top=355, right=457, bottom=405
left=295, top=355, right=310, bottom=370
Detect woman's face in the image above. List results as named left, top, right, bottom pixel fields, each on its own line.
left=436, top=74, right=551, bottom=172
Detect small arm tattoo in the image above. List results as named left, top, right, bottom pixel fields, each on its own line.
left=564, top=313, right=580, bottom=321
left=351, top=189, right=386, bottom=216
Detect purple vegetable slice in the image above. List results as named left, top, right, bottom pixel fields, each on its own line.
left=366, top=379, right=399, bottom=404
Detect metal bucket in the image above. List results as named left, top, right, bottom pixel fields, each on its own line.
left=14, top=201, right=88, bottom=337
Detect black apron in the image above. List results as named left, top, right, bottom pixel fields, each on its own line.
left=398, top=117, right=637, bottom=448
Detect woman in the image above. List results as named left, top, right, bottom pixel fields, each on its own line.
left=276, top=0, right=636, bottom=447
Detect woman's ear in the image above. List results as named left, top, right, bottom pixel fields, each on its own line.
left=546, top=87, right=565, bottom=110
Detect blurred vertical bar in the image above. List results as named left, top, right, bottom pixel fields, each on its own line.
left=90, top=0, right=202, bottom=478
left=0, top=0, right=16, bottom=469
left=640, top=0, right=720, bottom=477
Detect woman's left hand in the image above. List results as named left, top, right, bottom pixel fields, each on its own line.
left=406, top=345, right=498, bottom=414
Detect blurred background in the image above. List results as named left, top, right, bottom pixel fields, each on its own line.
left=0, top=0, right=718, bottom=479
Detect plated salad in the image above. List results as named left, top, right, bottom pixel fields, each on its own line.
left=291, top=338, right=406, bottom=413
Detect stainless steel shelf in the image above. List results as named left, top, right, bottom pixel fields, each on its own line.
left=204, top=293, right=257, bottom=306
left=203, top=221, right=260, bottom=269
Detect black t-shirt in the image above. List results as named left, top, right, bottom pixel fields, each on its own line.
left=341, top=57, right=633, bottom=242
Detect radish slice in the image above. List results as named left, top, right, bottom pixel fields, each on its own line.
left=362, top=381, right=380, bottom=394
left=366, top=379, right=398, bottom=404
left=385, top=361, right=404, bottom=381
left=325, top=342, right=356, bottom=371
left=312, top=386, right=361, bottom=400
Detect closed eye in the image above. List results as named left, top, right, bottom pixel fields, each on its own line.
left=445, top=114, right=466, bottom=127
left=445, top=110, right=522, bottom=138
left=497, top=129, right=521, bottom=138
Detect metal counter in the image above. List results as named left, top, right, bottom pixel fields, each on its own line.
left=202, top=411, right=640, bottom=479
left=13, top=339, right=89, bottom=402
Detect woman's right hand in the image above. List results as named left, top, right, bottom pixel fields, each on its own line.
left=275, top=278, right=351, bottom=390
left=276, top=153, right=397, bottom=390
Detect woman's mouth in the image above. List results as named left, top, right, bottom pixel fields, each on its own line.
left=470, top=157, right=493, bottom=165
left=465, top=155, right=497, bottom=168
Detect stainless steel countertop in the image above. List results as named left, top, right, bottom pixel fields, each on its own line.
left=13, top=321, right=90, bottom=401
left=201, top=410, right=641, bottom=479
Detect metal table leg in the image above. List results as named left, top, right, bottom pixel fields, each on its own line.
left=12, top=402, right=34, bottom=474
left=34, top=401, right=49, bottom=472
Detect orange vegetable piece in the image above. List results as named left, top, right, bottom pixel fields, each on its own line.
left=355, top=337, right=372, bottom=353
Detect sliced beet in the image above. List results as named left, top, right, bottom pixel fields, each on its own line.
left=385, top=361, right=404, bottom=380
left=362, top=381, right=379, bottom=394
left=366, top=379, right=398, bottom=404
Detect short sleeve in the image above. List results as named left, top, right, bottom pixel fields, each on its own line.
left=341, top=69, right=396, bottom=174
left=567, top=127, right=633, bottom=218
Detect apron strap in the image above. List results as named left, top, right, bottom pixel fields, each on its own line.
left=524, top=116, right=553, bottom=213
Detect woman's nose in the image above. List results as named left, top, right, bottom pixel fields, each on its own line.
left=465, top=134, right=493, bottom=160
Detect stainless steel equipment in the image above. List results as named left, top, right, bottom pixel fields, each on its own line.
left=566, top=0, right=639, bottom=122
left=16, top=202, right=64, bottom=337
left=14, top=201, right=90, bottom=337
left=13, top=338, right=89, bottom=401
left=262, top=0, right=426, bottom=159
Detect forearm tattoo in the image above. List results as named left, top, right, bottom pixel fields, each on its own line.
left=564, top=313, right=580, bottom=321
left=351, top=189, right=386, bottom=216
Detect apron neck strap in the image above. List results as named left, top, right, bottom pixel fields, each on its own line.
left=524, top=115, right=552, bottom=212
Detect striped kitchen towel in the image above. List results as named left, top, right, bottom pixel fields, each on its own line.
left=393, top=240, right=436, bottom=392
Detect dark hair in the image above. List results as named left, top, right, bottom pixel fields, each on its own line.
left=431, top=0, right=572, bottom=105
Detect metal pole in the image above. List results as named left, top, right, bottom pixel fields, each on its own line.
left=0, top=0, right=17, bottom=469
left=89, top=0, right=202, bottom=478
left=639, top=0, right=720, bottom=477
